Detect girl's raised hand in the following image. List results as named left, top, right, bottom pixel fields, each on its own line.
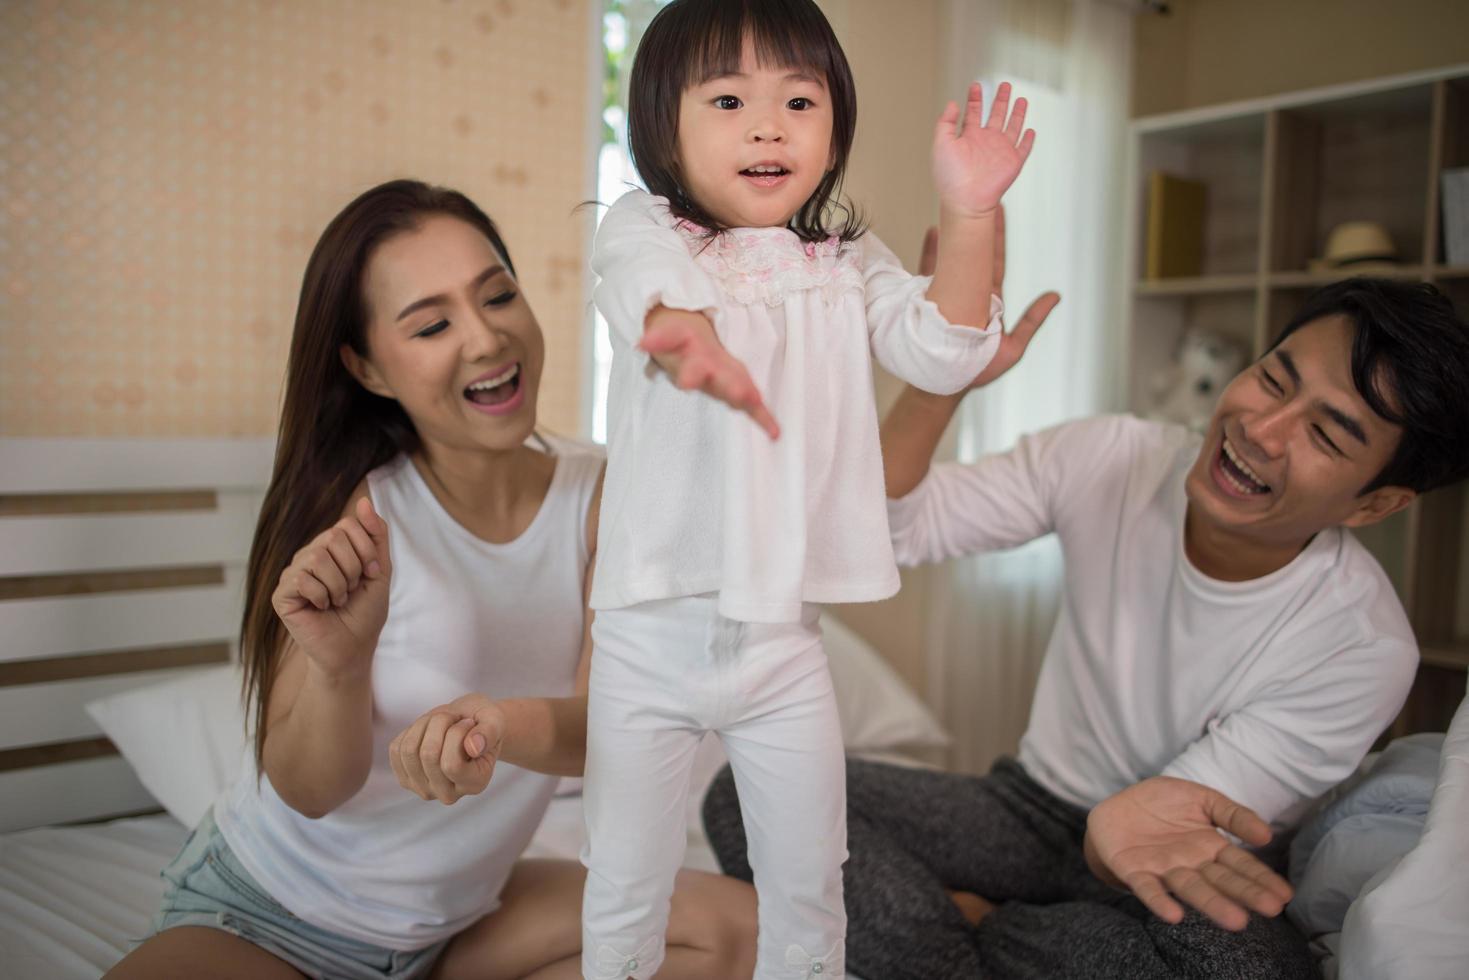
left=270, top=495, right=392, bottom=679
left=932, top=81, right=1035, bottom=220
left=389, top=694, right=507, bottom=804
left=640, top=310, right=781, bottom=440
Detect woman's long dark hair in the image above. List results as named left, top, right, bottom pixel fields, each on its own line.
left=241, top=179, right=515, bottom=766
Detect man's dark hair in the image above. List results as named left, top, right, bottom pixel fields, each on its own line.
left=1269, top=277, right=1469, bottom=494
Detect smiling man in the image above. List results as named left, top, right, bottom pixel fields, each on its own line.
left=704, top=276, right=1469, bottom=979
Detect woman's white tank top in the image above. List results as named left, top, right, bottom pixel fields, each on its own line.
left=215, top=443, right=604, bottom=950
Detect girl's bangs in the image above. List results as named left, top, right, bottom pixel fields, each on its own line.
left=684, top=3, right=833, bottom=88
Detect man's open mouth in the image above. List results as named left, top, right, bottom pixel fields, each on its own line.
left=1219, top=436, right=1271, bottom=495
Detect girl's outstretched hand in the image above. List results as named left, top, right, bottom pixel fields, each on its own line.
left=271, top=495, right=392, bottom=680
left=390, top=694, right=507, bottom=804
left=932, top=81, right=1035, bottom=219
left=640, top=309, right=781, bottom=440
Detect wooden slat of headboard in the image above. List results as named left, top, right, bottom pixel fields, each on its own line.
left=0, top=438, right=273, bottom=832
left=0, top=490, right=217, bottom=517
left=0, top=755, right=160, bottom=833
left=1, top=573, right=243, bottom=664
left=0, top=566, right=224, bottom=601
left=0, top=493, right=260, bottom=577
left=0, top=667, right=208, bottom=751
left=0, top=643, right=231, bottom=686
left=0, top=736, right=118, bottom=770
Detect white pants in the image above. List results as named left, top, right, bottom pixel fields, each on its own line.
left=581, top=597, right=847, bottom=980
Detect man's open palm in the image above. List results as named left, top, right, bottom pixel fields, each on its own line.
left=1084, top=776, right=1294, bottom=932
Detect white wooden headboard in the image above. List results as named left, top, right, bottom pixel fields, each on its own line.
left=0, top=438, right=274, bottom=832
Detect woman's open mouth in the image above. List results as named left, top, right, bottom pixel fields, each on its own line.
left=463, top=363, right=524, bottom=416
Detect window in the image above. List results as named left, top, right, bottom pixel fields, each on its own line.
left=589, top=0, right=670, bottom=441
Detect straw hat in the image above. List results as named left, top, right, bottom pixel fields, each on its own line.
left=1308, top=221, right=1398, bottom=272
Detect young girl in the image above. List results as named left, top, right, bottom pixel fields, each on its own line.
left=584, top=1, right=1034, bottom=977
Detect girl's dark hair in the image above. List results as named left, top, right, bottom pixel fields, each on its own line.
left=241, top=179, right=515, bottom=767
left=627, top=0, right=864, bottom=243
left=1269, top=277, right=1469, bottom=494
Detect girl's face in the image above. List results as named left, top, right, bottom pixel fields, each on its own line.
left=348, top=215, right=544, bottom=454
left=676, top=39, right=834, bottom=229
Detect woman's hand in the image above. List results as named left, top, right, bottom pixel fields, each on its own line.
left=270, top=495, right=391, bottom=680
left=390, top=694, right=508, bottom=804
left=640, top=307, right=781, bottom=440
left=931, top=81, right=1035, bottom=221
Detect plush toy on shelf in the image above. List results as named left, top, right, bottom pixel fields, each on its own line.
left=1146, top=327, right=1247, bottom=434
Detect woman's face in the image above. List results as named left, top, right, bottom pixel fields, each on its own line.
left=351, top=215, right=544, bottom=454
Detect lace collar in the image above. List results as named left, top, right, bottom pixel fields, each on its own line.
left=674, top=220, right=862, bottom=308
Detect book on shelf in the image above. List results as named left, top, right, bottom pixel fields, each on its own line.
left=1444, top=167, right=1469, bottom=266
left=1146, top=172, right=1207, bottom=280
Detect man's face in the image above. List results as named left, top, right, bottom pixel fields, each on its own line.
left=1185, top=314, right=1413, bottom=546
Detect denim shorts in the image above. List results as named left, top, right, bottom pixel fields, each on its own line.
left=151, top=808, right=448, bottom=980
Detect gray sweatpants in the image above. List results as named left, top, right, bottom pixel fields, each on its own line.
left=702, top=756, right=1318, bottom=980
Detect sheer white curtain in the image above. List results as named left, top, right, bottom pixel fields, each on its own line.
left=926, top=0, right=1133, bottom=773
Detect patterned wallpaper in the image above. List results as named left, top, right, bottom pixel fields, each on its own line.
left=0, top=0, right=593, bottom=438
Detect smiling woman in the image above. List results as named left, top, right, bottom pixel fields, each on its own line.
left=102, top=180, right=757, bottom=980
left=338, top=213, right=545, bottom=462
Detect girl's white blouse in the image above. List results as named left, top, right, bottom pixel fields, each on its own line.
left=590, top=190, right=1001, bottom=623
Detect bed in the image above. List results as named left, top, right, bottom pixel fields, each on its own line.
left=0, top=791, right=734, bottom=979
left=0, top=437, right=937, bottom=978
left=0, top=812, right=185, bottom=978
left=0, top=795, right=729, bottom=978
left=0, top=636, right=934, bottom=980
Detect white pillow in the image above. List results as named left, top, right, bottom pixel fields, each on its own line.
left=86, top=665, right=247, bottom=827
left=822, top=612, right=950, bottom=753
left=1340, top=693, right=1469, bottom=979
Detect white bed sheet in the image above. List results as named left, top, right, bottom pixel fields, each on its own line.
left=0, top=812, right=183, bottom=980
left=0, top=795, right=860, bottom=979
